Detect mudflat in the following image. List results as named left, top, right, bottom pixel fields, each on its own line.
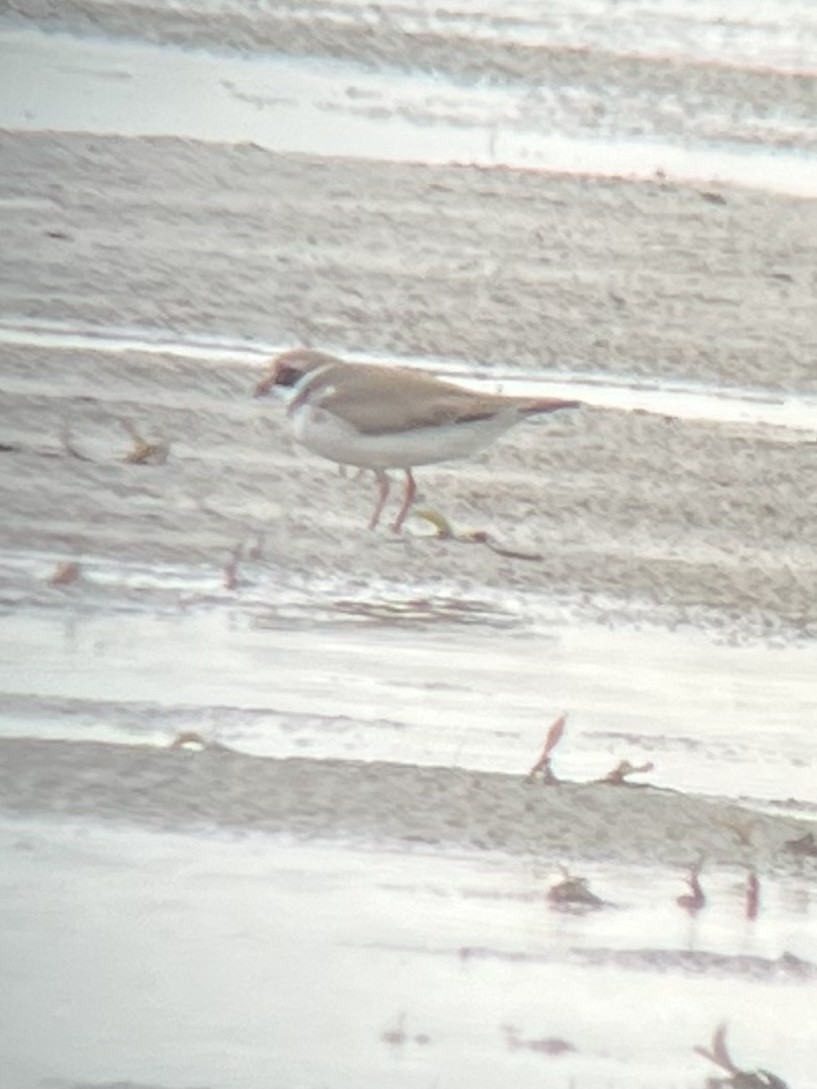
left=2, top=128, right=816, bottom=633
left=1, top=5, right=816, bottom=1086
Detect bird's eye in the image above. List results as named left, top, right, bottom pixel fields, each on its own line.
left=278, top=366, right=302, bottom=387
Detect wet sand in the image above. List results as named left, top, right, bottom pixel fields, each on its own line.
left=1, top=4, right=817, bottom=1087
left=4, top=127, right=817, bottom=391
left=1, top=132, right=817, bottom=632
left=2, top=736, right=816, bottom=873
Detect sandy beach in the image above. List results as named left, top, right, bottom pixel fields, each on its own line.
left=1, top=3, right=817, bottom=1087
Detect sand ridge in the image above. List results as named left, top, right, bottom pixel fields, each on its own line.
left=2, top=737, right=815, bottom=877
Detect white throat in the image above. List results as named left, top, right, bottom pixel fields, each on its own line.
left=287, top=363, right=337, bottom=412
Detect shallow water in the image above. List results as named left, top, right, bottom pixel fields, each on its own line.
left=2, top=23, right=817, bottom=196
left=2, top=555, right=816, bottom=811
left=326, top=0, right=817, bottom=69
left=0, top=818, right=813, bottom=1089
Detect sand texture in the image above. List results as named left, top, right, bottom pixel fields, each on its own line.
left=1, top=7, right=816, bottom=1085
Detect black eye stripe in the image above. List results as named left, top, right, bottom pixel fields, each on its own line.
left=278, top=365, right=303, bottom=387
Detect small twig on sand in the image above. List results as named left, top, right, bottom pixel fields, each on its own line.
left=168, top=731, right=209, bottom=750
left=412, top=509, right=543, bottom=561
left=745, top=870, right=760, bottom=921
left=676, top=857, right=706, bottom=915
left=502, top=1024, right=575, bottom=1055
left=380, top=1013, right=430, bottom=1048
left=598, top=758, right=654, bottom=785
left=167, top=731, right=232, bottom=753
left=413, top=508, right=454, bottom=539
left=694, top=1023, right=741, bottom=1077
left=459, top=529, right=543, bottom=561
left=380, top=1012, right=407, bottom=1047
left=224, top=542, right=243, bottom=590
left=694, top=1022, right=789, bottom=1088
left=121, top=419, right=169, bottom=464
left=48, top=560, right=81, bottom=586
left=525, top=714, right=567, bottom=784
left=547, top=867, right=606, bottom=911
left=246, top=532, right=266, bottom=562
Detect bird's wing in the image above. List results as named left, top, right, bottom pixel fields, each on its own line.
left=310, top=364, right=538, bottom=435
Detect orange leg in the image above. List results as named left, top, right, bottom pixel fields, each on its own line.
left=368, top=470, right=390, bottom=529
left=390, top=469, right=417, bottom=533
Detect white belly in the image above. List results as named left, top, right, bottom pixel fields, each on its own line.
left=290, top=402, right=519, bottom=469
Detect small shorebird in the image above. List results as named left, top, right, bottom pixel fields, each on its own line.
left=254, top=348, right=580, bottom=531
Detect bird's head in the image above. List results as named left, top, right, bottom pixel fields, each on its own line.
left=253, top=348, right=339, bottom=398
